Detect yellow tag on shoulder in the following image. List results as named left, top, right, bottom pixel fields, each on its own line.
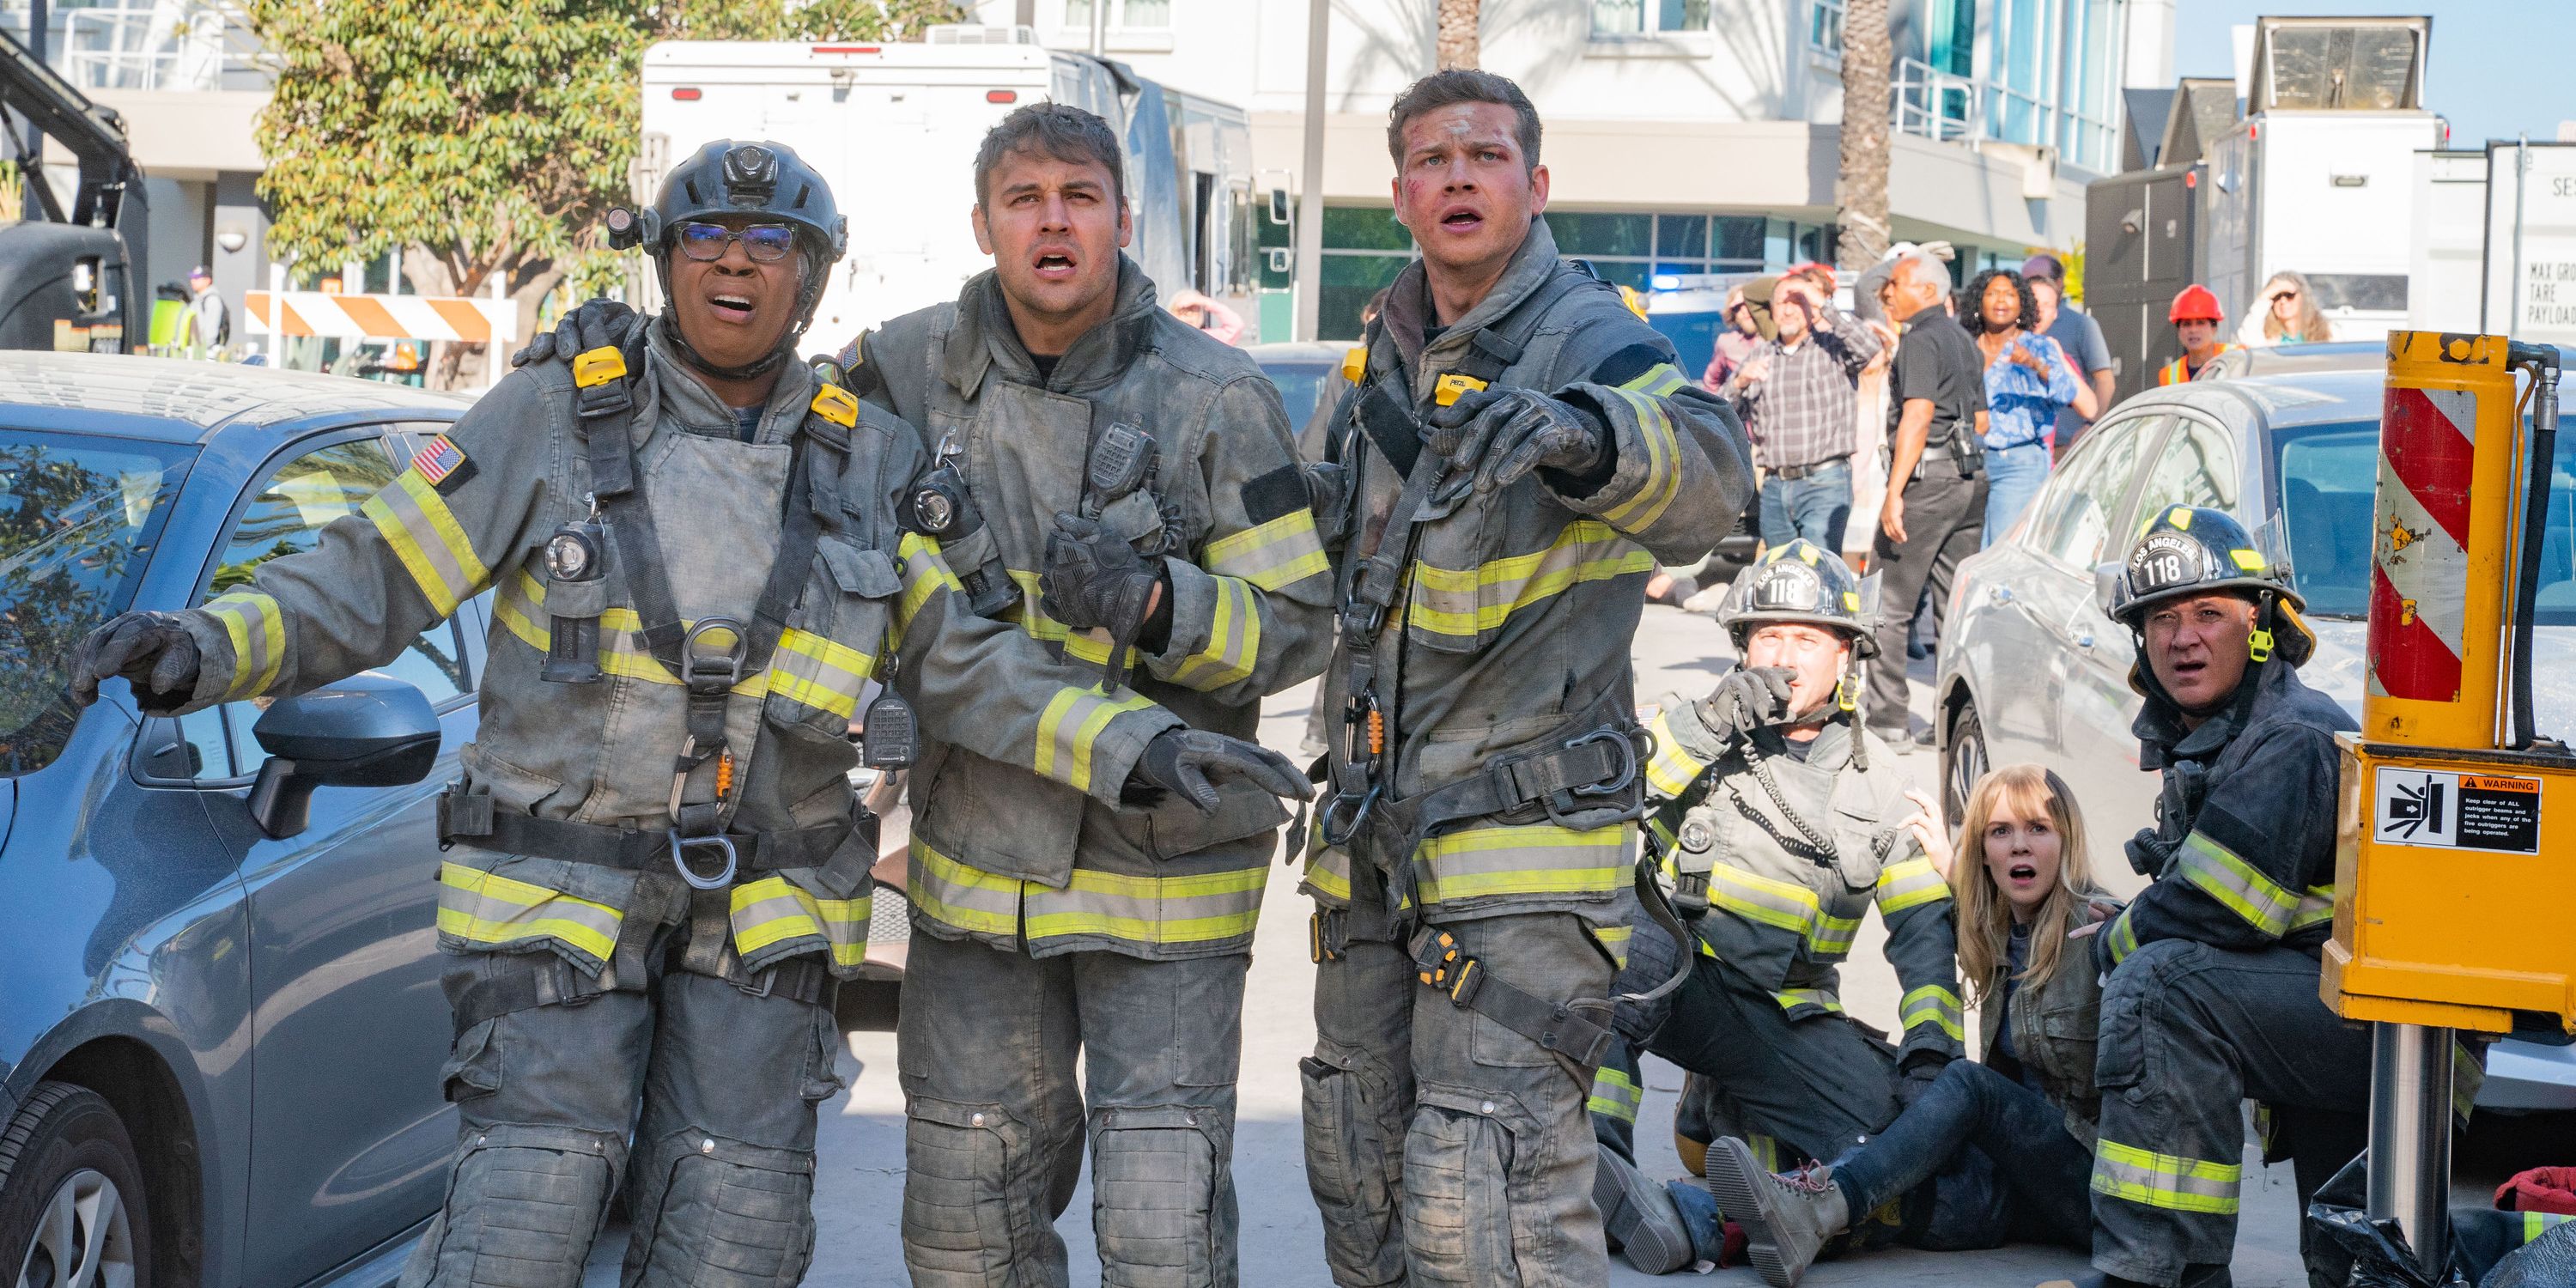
left=1433, top=373, right=1488, bottom=407
left=571, top=346, right=627, bottom=389
left=810, top=382, right=860, bottom=428
left=1341, top=346, right=1366, bottom=384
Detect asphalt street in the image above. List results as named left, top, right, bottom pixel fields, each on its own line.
left=585, top=602, right=2312, bottom=1287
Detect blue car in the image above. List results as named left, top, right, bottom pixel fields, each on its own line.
left=0, top=353, right=483, bottom=1288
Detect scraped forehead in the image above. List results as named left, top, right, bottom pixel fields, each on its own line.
left=1400, top=103, right=1522, bottom=160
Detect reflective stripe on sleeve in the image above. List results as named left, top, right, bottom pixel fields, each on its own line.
left=1771, top=987, right=1845, bottom=1014
left=1588, top=1066, right=1642, bottom=1124
left=1710, top=862, right=1821, bottom=935
left=1599, top=386, right=1685, bottom=532
left=1406, top=519, right=1654, bottom=641
left=1203, top=509, right=1329, bottom=590
left=436, top=860, right=622, bottom=964
left=1900, top=984, right=1966, bottom=1042
left=1643, top=707, right=1710, bottom=798
left=204, top=591, right=285, bottom=699
left=1034, top=687, right=1158, bottom=793
left=891, top=532, right=961, bottom=648
left=2286, top=884, right=2336, bottom=934
left=1004, top=567, right=1143, bottom=672
left=2091, top=1139, right=2242, bottom=1214
left=1411, top=822, right=1631, bottom=903
left=1165, top=574, right=1262, bottom=690
left=2106, top=904, right=2141, bottom=965
left=2177, top=830, right=2300, bottom=937
left=1875, top=857, right=1952, bottom=914
left=769, top=628, right=877, bottom=720
left=362, top=469, right=489, bottom=617
left=729, top=875, right=870, bottom=968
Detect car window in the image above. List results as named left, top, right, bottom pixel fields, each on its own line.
left=2030, top=415, right=2157, bottom=568
left=204, top=435, right=470, bottom=779
left=0, top=431, right=193, bottom=776
left=2129, top=414, right=2239, bottom=537
left=1261, top=361, right=1330, bottom=428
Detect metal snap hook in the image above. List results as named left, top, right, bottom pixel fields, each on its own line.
left=669, top=829, right=738, bottom=890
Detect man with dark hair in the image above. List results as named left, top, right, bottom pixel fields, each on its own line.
left=845, top=100, right=1337, bottom=1287
left=1300, top=69, right=1753, bottom=1287
left=2021, top=253, right=2113, bottom=453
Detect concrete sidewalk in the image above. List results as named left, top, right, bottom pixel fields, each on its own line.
left=587, top=604, right=2312, bottom=1286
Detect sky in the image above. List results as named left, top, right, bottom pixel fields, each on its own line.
left=2170, top=1, right=2576, bottom=147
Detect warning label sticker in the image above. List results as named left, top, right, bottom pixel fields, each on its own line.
left=2374, top=767, right=2543, bottom=853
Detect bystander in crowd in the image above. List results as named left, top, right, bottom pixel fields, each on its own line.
left=2236, top=270, right=2334, bottom=348
left=1869, top=252, right=1988, bottom=750
left=2021, top=254, right=2114, bottom=457
left=1967, top=267, right=2093, bottom=545
left=1722, top=276, right=1881, bottom=551
left=1703, top=285, right=1763, bottom=392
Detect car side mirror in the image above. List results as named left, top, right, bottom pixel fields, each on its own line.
left=2093, top=562, right=2127, bottom=619
left=246, top=673, right=442, bottom=840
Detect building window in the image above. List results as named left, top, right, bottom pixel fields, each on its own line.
left=1591, top=0, right=1714, bottom=38
left=1065, top=0, right=1170, bottom=30
left=1810, top=0, right=1845, bottom=56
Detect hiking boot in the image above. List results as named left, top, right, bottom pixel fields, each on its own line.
left=1702, top=1136, right=1847, bottom=1287
left=1595, top=1143, right=1693, bottom=1273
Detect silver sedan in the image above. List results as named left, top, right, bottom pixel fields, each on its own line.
left=1931, top=360, right=2576, bottom=1111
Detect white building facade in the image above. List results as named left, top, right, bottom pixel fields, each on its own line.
left=969, top=0, right=2172, bottom=338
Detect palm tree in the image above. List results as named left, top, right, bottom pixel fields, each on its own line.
left=1437, top=0, right=1479, bottom=70
left=1836, top=0, right=1893, bottom=275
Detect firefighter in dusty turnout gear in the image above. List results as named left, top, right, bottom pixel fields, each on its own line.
left=1297, top=70, right=1754, bottom=1288
left=2079, top=504, right=2373, bottom=1288
left=1585, top=540, right=1964, bottom=1279
left=68, top=139, right=1307, bottom=1288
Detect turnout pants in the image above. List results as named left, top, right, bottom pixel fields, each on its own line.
left=1866, top=465, right=1987, bottom=738
left=2089, top=939, right=2371, bottom=1286
left=896, top=929, right=1248, bottom=1288
left=399, top=885, right=845, bottom=1288
left=1302, top=879, right=1616, bottom=1288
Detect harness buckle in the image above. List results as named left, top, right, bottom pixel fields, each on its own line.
left=1564, top=727, right=1640, bottom=799
left=679, top=617, right=750, bottom=693
left=1412, top=927, right=1475, bottom=998
left=1339, top=599, right=1385, bottom=639
left=668, top=829, right=739, bottom=890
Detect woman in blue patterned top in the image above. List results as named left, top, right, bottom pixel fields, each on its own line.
left=1966, top=268, right=2095, bottom=548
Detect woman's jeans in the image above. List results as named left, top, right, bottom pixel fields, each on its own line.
left=1829, top=1059, right=2093, bottom=1251
left=1981, top=443, right=2052, bottom=548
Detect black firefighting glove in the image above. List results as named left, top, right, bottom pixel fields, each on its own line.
left=511, top=297, right=643, bottom=369
left=70, top=611, right=203, bottom=714
left=1699, top=665, right=1798, bottom=744
left=1893, top=1051, right=1951, bottom=1109
left=1041, top=513, right=1170, bottom=647
left=1425, top=386, right=1607, bottom=495
left=1124, top=728, right=1315, bottom=813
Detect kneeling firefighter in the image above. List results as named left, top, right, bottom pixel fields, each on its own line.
left=1586, top=541, right=1965, bottom=1276
left=65, top=138, right=1304, bottom=1288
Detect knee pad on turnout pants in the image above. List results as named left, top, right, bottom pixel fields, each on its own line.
left=400, top=1122, right=624, bottom=1288
left=1091, top=1103, right=1236, bottom=1288
left=1300, top=1037, right=1412, bottom=1286
left=623, top=1132, right=819, bottom=1288
left=903, top=1095, right=1069, bottom=1285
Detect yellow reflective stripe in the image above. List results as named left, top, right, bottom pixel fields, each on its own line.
left=1900, top=984, right=1966, bottom=1041
left=1600, top=386, right=1684, bottom=532
left=1406, top=519, right=1654, bottom=639
left=2177, top=830, right=2298, bottom=937
left=2286, top=884, right=2336, bottom=933
left=361, top=469, right=489, bottom=617
left=1875, top=856, right=1952, bottom=914
left=1203, top=509, right=1329, bottom=590
left=1034, top=686, right=1157, bottom=793
left=1167, top=574, right=1262, bottom=690
left=1024, top=862, right=1267, bottom=947
left=435, top=861, right=621, bottom=963
left=728, top=875, right=871, bottom=968
left=204, top=591, right=285, bottom=699
left=1643, top=708, right=1710, bottom=798
left=1303, top=846, right=1353, bottom=902
left=908, top=836, right=1023, bottom=939
left=1616, top=361, right=1690, bottom=398
left=997, top=567, right=1144, bottom=673
left=1588, top=1066, right=1642, bottom=1123
left=2092, top=1139, right=2242, bottom=1214
left=2526, top=1212, right=2575, bottom=1242
left=1592, top=922, right=1633, bottom=969
left=1772, top=987, right=1844, bottom=1014
left=1711, top=862, right=1821, bottom=934
left=2106, top=904, right=2141, bottom=964
left=769, top=628, right=876, bottom=720
left=491, top=570, right=771, bottom=695
left=2454, top=1038, right=2482, bottom=1127
left=1807, top=910, right=1862, bottom=957
left=1747, top=1136, right=1784, bottom=1172
left=891, top=532, right=960, bottom=649
left=1412, top=822, right=1631, bottom=902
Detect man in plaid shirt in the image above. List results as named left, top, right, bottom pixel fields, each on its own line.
left=1722, top=277, right=1882, bottom=551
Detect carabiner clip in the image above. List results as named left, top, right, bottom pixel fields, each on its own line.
left=1319, top=785, right=1379, bottom=849
left=669, top=829, right=739, bottom=891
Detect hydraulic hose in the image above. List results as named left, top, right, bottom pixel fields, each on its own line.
left=2506, top=343, right=2560, bottom=750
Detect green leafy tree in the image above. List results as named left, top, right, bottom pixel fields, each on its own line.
left=249, top=0, right=964, bottom=386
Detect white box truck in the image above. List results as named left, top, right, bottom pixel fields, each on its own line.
left=636, top=27, right=1260, bottom=347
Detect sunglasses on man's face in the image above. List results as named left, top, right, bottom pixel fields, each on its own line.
left=674, top=221, right=799, bottom=264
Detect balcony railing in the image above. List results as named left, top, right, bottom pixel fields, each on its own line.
left=3, top=0, right=271, bottom=94
left=1892, top=56, right=2119, bottom=174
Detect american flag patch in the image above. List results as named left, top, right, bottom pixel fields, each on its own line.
left=410, top=435, right=470, bottom=489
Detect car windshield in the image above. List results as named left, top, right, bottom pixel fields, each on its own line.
left=0, top=430, right=192, bottom=775
left=2273, top=417, right=2576, bottom=624
left=1261, top=361, right=1333, bottom=427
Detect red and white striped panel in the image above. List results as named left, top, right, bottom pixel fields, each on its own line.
left=2367, top=385, right=2476, bottom=702
left=242, top=292, right=517, bottom=345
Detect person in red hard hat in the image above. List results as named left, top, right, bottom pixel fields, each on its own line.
left=2159, top=285, right=2232, bottom=385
